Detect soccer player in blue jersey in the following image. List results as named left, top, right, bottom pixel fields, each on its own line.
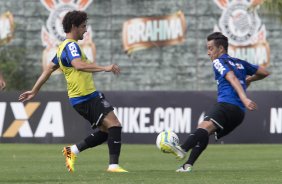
left=19, top=10, right=127, bottom=172
left=166, top=32, right=270, bottom=172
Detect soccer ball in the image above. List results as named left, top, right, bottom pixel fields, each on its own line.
left=156, top=130, right=179, bottom=153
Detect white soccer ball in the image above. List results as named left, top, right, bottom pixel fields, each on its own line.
left=156, top=130, right=179, bottom=153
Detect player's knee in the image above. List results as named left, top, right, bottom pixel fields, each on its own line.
left=102, top=112, right=122, bottom=128
left=109, top=121, right=121, bottom=128
left=197, top=121, right=217, bottom=134
left=102, top=119, right=122, bottom=129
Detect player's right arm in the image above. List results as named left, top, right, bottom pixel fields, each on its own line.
left=225, top=71, right=257, bottom=111
left=213, top=59, right=256, bottom=111
left=19, top=62, right=59, bottom=102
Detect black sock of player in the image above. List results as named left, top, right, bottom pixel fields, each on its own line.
left=181, top=128, right=209, bottom=152
left=107, top=126, right=122, bottom=164
left=186, top=134, right=209, bottom=166
left=76, top=131, right=108, bottom=152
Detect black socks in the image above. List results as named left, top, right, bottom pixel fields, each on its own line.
left=181, top=128, right=209, bottom=152
left=76, top=126, right=122, bottom=165
left=107, top=126, right=122, bottom=164
left=180, top=128, right=209, bottom=166
left=76, top=131, right=108, bottom=152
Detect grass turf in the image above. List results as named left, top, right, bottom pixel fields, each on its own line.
left=0, top=144, right=282, bottom=184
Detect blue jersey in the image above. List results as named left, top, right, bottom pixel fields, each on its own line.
left=212, top=54, right=258, bottom=112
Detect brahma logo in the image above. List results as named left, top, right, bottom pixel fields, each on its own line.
left=0, top=102, right=64, bottom=138
left=122, top=11, right=187, bottom=54
left=40, top=0, right=96, bottom=74
left=0, top=11, right=14, bottom=46
left=213, top=0, right=270, bottom=66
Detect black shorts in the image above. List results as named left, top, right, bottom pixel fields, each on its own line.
left=73, top=92, right=114, bottom=129
left=204, top=102, right=245, bottom=139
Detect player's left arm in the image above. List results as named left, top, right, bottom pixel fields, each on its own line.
left=71, top=58, right=120, bottom=75
left=67, top=42, right=120, bottom=75
left=225, top=71, right=257, bottom=111
left=246, top=66, right=270, bottom=86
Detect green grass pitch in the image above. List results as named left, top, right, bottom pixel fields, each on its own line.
left=1, top=144, right=282, bottom=184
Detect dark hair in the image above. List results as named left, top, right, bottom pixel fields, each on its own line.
left=207, top=32, right=228, bottom=52
left=62, top=10, right=88, bottom=33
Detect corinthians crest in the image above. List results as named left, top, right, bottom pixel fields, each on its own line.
left=41, top=0, right=96, bottom=74
left=214, top=0, right=270, bottom=66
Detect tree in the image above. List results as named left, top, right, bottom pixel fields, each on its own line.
left=0, top=47, right=30, bottom=90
